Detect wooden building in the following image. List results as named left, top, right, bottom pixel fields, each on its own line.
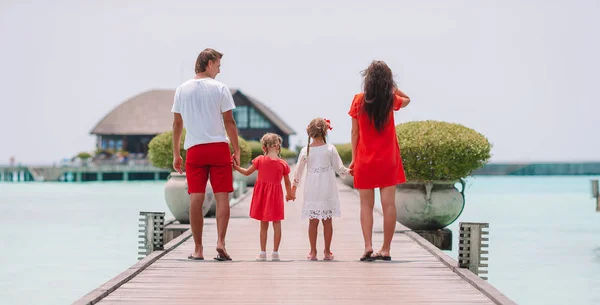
left=90, top=89, right=295, bottom=155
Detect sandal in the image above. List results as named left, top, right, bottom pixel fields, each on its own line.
left=187, top=254, right=204, bottom=260
left=373, top=252, right=392, bottom=261
left=323, top=252, right=334, bottom=261
left=360, top=250, right=374, bottom=262
left=214, top=248, right=232, bottom=261
left=307, top=253, right=318, bottom=261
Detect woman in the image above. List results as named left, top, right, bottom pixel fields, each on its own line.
left=348, top=60, right=411, bottom=261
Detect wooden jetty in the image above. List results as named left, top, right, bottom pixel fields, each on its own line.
left=74, top=180, right=516, bottom=305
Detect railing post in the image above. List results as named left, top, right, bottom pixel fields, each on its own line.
left=591, top=180, right=599, bottom=212
left=458, top=222, right=489, bottom=280
left=138, top=211, right=165, bottom=260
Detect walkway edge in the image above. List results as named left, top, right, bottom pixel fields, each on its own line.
left=71, top=229, right=193, bottom=305
left=348, top=184, right=517, bottom=305
left=404, top=231, right=518, bottom=305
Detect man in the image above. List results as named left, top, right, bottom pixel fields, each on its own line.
left=171, top=48, right=240, bottom=261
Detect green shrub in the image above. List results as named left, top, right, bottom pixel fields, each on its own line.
left=396, top=120, right=491, bottom=182
left=77, top=152, right=92, bottom=160
left=334, top=143, right=353, bottom=165
left=148, top=129, right=252, bottom=170
left=280, top=147, right=298, bottom=159
left=248, top=141, right=263, bottom=159
left=249, top=140, right=297, bottom=160
left=236, top=138, right=253, bottom=166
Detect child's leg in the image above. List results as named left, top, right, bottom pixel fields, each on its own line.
left=260, top=221, right=269, bottom=252
left=272, top=221, right=281, bottom=252
left=322, top=218, right=333, bottom=256
left=308, top=219, right=319, bottom=256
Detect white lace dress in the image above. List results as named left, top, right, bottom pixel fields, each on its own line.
left=293, top=143, right=350, bottom=220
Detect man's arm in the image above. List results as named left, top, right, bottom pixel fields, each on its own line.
left=223, top=110, right=240, bottom=165
left=172, top=113, right=184, bottom=173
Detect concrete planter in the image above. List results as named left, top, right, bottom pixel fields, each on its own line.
left=163, top=172, right=213, bottom=224
left=395, top=181, right=465, bottom=230
left=341, top=175, right=354, bottom=188
left=244, top=171, right=258, bottom=186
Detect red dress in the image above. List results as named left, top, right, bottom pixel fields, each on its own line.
left=348, top=93, right=407, bottom=189
left=249, top=155, right=290, bottom=221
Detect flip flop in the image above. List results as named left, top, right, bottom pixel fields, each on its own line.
left=307, top=253, right=318, bottom=261
left=214, top=248, right=232, bottom=261
left=360, top=250, right=374, bottom=262
left=373, top=252, right=392, bottom=261
left=188, top=254, right=204, bottom=260
left=323, top=252, right=334, bottom=261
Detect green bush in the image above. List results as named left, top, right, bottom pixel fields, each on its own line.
left=148, top=129, right=252, bottom=170
left=280, top=147, right=298, bottom=159
left=396, top=120, right=491, bottom=182
left=248, top=141, right=263, bottom=159
left=77, top=152, right=92, bottom=160
left=334, top=143, right=353, bottom=165
left=249, top=140, right=297, bottom=160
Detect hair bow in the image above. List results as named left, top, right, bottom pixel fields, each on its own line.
left=323, top=118, right=333, bottom=130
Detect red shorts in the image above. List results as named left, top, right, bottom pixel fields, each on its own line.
left=185, top=142, right=233, bottom=194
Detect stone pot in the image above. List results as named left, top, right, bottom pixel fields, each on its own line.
left=394, top=180, right=465, bottom=230
left=244, top=171, right=258, bottom=186
left=164, top=172, right=213, bottom=224
left=341, top=175, right=355, bottom=188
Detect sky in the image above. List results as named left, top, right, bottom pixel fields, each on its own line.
left=1, top=0, right=599, bottom=165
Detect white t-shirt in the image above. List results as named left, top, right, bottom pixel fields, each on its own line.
left=171, top=78, right=236, bottom=150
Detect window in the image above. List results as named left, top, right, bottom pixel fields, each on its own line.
left=233, top=106, right=249, bottom=128
left=249, top=108, right=272, bottom=128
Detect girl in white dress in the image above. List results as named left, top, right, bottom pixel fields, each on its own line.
left=291, top=118, right=351, bottom=261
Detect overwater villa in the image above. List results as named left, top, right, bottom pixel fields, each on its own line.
left=1, top=89, right=295, bottom=182
left=91, top=88, right=296, bottom=157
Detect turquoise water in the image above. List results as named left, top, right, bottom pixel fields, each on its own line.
left=0, top=177, right=599, bottom=305
left=0, top=182, right=172, bottom=305
left=446, top=176, right=600, bottom=305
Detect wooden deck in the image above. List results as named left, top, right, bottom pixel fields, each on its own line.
left=74, top=180, right=517, bottom=305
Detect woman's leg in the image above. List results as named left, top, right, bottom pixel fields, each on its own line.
left=260, top=221, right=269, bottom=252
left=359, top=189, right=375, bottom=256
left=308, top=219, right=319, bottom=257
left=272, top=221, right=281, bottom=252
left=322, top=218, right=333, bottom=259
left=379, top=185, right=397, bottom=256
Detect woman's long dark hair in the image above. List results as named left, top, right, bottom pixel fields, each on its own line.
left=361, top=61, right=396, bottom=132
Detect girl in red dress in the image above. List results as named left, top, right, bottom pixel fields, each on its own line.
left=348, top=60, right=411, bottom=262
left=233, top=133, right=294, bottom=261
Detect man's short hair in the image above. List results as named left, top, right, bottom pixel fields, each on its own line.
left=195, top=48, right=223, bottom=73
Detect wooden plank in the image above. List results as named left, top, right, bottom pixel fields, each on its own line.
left=72, top=229, right=193, bottom=305
left=81, top=178, right=516, bottom=305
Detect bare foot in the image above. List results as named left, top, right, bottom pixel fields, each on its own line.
left=377, top=248, right=390, bottom=257
left=215, top=244, right=231, bottom=261
left=188, top=245, right=203, bottom=259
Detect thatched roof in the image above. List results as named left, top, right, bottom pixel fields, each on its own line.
left=90, top=89, right=296, bottom=136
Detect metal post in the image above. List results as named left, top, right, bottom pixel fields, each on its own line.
left=458, top=222, right=489, bottom=280
left=138, top=211, right=165, bottom=260
left=591, top=180, right=599, bottom=212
